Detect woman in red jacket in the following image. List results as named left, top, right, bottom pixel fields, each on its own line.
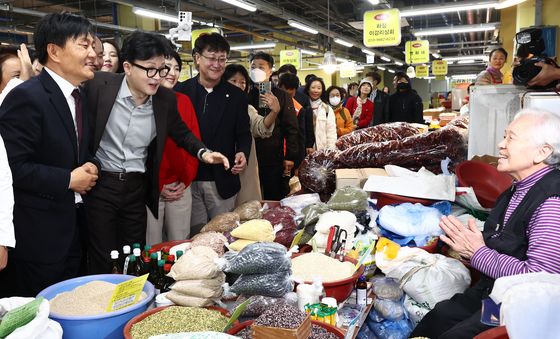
left=146, top=50, right=201, bottom=244
left=345, top=79, right=374, bottom=128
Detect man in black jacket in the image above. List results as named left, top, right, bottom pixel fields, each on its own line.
left=249, top=52, right=299, bottom=200
left=174, top=33, right=251, bottom=234
left=387, top=72, right=424, bottom=124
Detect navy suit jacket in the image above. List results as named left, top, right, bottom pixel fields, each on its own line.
left=0, top=70, right=93, bottom=263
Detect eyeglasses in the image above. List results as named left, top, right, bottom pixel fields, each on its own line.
left=199, top=54, right=228, bottom=65
left=130, top=62, right=170, bottom=78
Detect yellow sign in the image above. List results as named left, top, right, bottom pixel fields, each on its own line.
left=191, top=28, right=221, bottom=46
left=405, top=40, right=430, bottom=64
left=363, top=9, right=401, bottom=47
left=432, top=60, right=448, bottom=75
left=339, top=62, right=357, bottom=78
left=415, top=65, right=429, bottom=78
left=280, top=50, right=301, bottom=70
left=435, top=75, right=446, bottom=81
left=106, top=274, right=148, bottom=312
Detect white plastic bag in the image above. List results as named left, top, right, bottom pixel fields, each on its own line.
left=312, top=210, right=356, bottom=251
left=0, top=297, right=62, bottom=339
left=375, top=247, right=471, bottom=309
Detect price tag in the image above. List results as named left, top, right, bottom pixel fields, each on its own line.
left=405, top=40, right=430, bottom=64
left=363, top=9, right=401, bottom=47
left=0, top=297, right=43, bottom=338
left=106, top=274, right=148, bottom=312
left=280, top=50, right=301, bottom=70
left=415, top=65, right=429, bottom=78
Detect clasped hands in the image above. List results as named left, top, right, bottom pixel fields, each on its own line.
left=70, top=162, right=98, bottom=194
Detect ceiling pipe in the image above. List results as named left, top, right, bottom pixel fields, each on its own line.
left=432, top=39, right=498, bottom=47
left=483, top=7, right=493, bottom=43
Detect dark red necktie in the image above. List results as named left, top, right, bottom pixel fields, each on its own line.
left=71, top=89, right=83, bottom=147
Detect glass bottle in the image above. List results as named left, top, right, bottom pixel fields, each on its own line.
left=110, top=250, right=121, bottom=274
left=356, top=275, right=368, bottom=305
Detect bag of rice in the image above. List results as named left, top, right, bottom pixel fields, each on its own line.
left=228, top=239, right=257, bottom=252
left=171, top=277, right=225, bottom=299
left=200, top=212, right=240, bottom=233
left=233, top=200, right=262, bottom=221
left=191, top=232, right=228, bottom=256
left=166, top=291, right=215, bottom=307
left=168, top=246, right=221, bottom=280
left=230, top=219, right=275, bottom=242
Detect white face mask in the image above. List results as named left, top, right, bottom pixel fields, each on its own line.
left=329, top=96, right=341, bottom=106
left=250, top=68, right=267, bottom=83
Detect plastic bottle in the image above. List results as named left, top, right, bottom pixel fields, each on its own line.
left=122, top=245, right=131, bottom=273
left=126, top=255, right=136, bottom=275
left=132, top=243, right=141, bottom=250
left=132, top=248, right=144, bottom=276
left=110, top=250, right=121, bottom=274
left=123, top=245, right=131, bottom=257
left=356, top=275, right=367, bottom=305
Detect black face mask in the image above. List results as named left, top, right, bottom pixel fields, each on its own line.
left=397, top=82, right=410, bottom=91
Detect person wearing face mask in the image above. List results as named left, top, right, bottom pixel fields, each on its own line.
left=345, top=79, right=374, bottom=128
left=475, top=48, right=508, bottom=85
left=248, top=52, right=299, bottom=201
left=101, top=41, right=123, bottom=73
left=386, top=72, right=424, bottom=124
left=306, top=77, right=336, bottom=150
left=326, top=86, right=354, bottom=137
left=146, top=47, right=201, bottom=245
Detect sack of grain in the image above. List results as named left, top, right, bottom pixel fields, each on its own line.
left=170, top=276, right=225, bottom=299
left=165, top=291, right=215, bottom=307
left=233, top=200, right=263, bottom=221
left=200, top=212, right=240, bottom=233
left=218, top=242, right=290, bottom=275
left=191, top=232, right=228, bottom=256
left=230, top=271, right=293, bottom=297
left=228, top=239, right=257, bottom=252
left=230, top=219, right=275, bottom=242
left=168, top=246, right=222, bottom=280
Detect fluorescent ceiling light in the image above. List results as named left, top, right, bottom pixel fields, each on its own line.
left=368, top=0, right=380, bottom=4
left=401, top=1, right=497, bottom=17
left=132, top=7, right=179, bottom=23
left=395, top=61, right=404, bottom=66
left=452, top=74, right=478, bottom=79
left=380, top=56, right=391, bottom=62
left=432, top=52, right=441, bottom=58
left=287, top=20, right=319, bottom=34
left=336, top=57, right=349, bottom=63
left=334, top=38, right=353, bottom=47
left=361, top=48, right=375, bottom=56
left=457, top=59, right=476, bottom=64
left=388, top=69, right=395, bottom=73
left=443, top=54, right=487, bottom=61
left=300, top=49, right=317, bottom=55
left=218, top=0, right=257, bottom=12
left=495, top=0, right=526, bottom=9
left=377, top=66, right=386, bottom=70
left=230, top=42, right=276, bottom=50
left=413, top=23, right=498, bottom=37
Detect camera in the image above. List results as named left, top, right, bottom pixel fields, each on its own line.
left=512, top=28, right=559, bottom=89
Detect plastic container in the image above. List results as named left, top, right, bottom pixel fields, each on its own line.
left=373, top=192, right=437, bottom=209
left=227, top=319, right=345, bottom=339
left=473, top=326, right=509, bottom=339
left=291, top=253, right=365, bottom=303
left=455, top=160, right=512, bottom=208
left=123, top=305, right=233, bottom=339
left=37, top=274, right=155, bottom=339
left=150, top=239, right=191, bottom=253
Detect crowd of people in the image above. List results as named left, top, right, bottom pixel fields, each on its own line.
left=1, top=12, right=560, bottom=320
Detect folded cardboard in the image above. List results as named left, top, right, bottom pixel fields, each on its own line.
left=336, top=168, right=388, bottom=189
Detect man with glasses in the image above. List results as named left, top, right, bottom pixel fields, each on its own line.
left=83, top=31, right=229, bottom=273
left=175, top=33, right=251, bottom=236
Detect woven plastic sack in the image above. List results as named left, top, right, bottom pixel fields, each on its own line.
left=233, top=200, right=263, bottom=221
left=327, top=186, right=368, bottom=212
left=168, top=246, right=221, bottom=280
left=191, top=232, right=228, bottom=256
left=166, top=291, right=215, bottom=307
left=170, top=276, right=225, bottom=299
left=230, top=219, right=275, bottom=242
left=200, top=212, right=240, bottom=233
left=217, top=242, right=290, bottom=275
left=230, top=271, right=293, bottom=297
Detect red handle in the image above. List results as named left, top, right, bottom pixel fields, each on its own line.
left=325, top=226, right=336, bottom=254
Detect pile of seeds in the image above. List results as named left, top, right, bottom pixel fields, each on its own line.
left=310, top=324, right=339, bottom=339
left=254, top=303, right=307, bottom=329
left=130, top=306, right=229, bottom=339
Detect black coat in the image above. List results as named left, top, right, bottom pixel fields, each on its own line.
left=0, top=71, right=94, bottom=263
left=387, top=89, right=424, bottom=124
left=371, top=90, right=390, bottom=126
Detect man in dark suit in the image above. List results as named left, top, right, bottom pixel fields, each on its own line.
left=84, top=31, right=228, bottom=274
left=0, top=13, right=99, bottom=296
left=174, top=33, right=251, bottom=235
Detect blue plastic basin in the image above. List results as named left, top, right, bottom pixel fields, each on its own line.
left=37, top=274, right=155, bottom=339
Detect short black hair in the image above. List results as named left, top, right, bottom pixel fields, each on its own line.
left=304, top=74, right=316, bottom=84
left=347, top=82, right=358, bottom=90
left=192, top=32, right=230, bottom=56
left=223, top=64, right=251, bottom=93
left=169, top=49, right=183, bottom=72
left=278, top=72, right=300, bottom=90
left=304, top=76, right=326, bottom=101
left=278, top=63, right=297, bottom=75
left=250, top=51, right=274, bottom=68
left=394, top=71, right=411, bottom=83
left=34, top=12, right=93, bottom=65
left=489, top=47, right=508, bottom=60
left=365, top=71, right=381, bottom=84
left=325, top=85, right=341, bottom=97
left=121, top=31, right=172, bottom=63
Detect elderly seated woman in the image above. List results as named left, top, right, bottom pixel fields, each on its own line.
left=411, top=108, right=560, bottom=339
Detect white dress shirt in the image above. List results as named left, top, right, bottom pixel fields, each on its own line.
left=0, top=134, right=15, bottom=248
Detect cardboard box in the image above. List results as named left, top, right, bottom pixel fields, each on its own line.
left=253, top=314, right=311, bottom=339
left=336, top=168, right=388, bottom=189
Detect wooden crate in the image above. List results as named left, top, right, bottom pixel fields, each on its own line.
left=253, top=314, right=312, bottom=339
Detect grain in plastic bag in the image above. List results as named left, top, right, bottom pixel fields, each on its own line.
left=262, top=206, right=297, bottom=230
left=372, top=277, right=403, bottom=301
left=298, top=149, right=340, bottom=196
left=170, top=275, right=225, bottom=298
left=168, top=246, right=221, bottom=280
left=191, top=232, right=228, bottom=256
left=230, top=271, right=293, bottom=297
left=233, top=295, right=286, bottom=317
left=302, top=203, right=332, bottom=227
left=327, top=186, right=369, bottom=212
left=228, top=239, right=257, bottom=252
left=233, top=200, right=263, bottom=221
left=200, top=212, right=240, bottom=233
left=166, top=291, right=215, bottom=307
left=230, top=219, right=275, bottom=242
left=217, top=242, right=290, bottom=275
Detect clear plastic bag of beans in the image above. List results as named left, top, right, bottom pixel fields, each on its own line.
left=230, top=271, right=293, bottom=297
left=200, top=212, right=240, bottom=233
left=233, top=200, right=263, bottom=221
left=216, top=242, right=290, bottom=274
